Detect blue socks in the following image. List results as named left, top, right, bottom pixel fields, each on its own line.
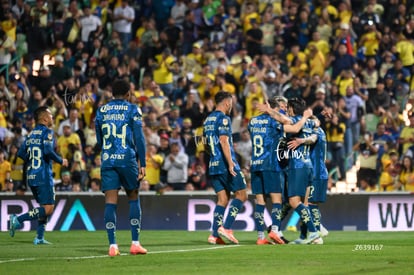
left=129, top=199, right=142, bottom=242
left=212, top=205, right=225, bottom=237
left=37, top=219, right=47, bottom=240
left=295, top=203, right=316, bottom=233
left=271, top=203, right=282, bottom=231
left=104, top=203, right=117, bottom=245
left=254, top=204, right=265, bottom=232
left=309, top=204, right=321, bottom=231
left=17, top=207, right=46, bottom=223
left=223, top=199, right=243, bottom=229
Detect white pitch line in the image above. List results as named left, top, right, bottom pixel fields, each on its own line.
left=0, top=245, right=242, bottom=264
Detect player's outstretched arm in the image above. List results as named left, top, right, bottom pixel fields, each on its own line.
left=283, top=108, right=313, bottom=133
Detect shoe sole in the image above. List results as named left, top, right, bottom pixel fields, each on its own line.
left=306, top=233, right=321, bottom=244
left=268, top=232, right=286, bottom=244
left=218, top=229, right=239, bottom=244
left=9, top=215, right=16, bottom=237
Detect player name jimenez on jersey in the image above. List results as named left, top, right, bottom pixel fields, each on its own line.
left=17, top=125, right=63, bottom=186
left=311, top=127, right=329, bottom=180
left=283, top=115, right=316, bottom=169
left=248, top=114, right=284, bottom=172
left=203, top=111, right=240, bottom=175
left=95, top=99, right=146, bottom=168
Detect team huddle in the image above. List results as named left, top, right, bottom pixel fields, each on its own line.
left=8, top=84, right=327, bottom=257
left=203, top=91, right=328, bottom=245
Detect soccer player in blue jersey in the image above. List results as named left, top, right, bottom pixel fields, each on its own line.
left=9, top=106, right=68, bottom=244
left=95, top=79, right=147, bottom=256
left=204, top=91, right=247, bottom=245
left=248, top=97, right=313, bottom=245
left=288, top=118, right=328, bottom=244
left=284, top=98, right=321, bottom=244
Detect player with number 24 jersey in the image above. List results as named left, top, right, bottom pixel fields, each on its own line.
left=95, top=100, right=146, bottom=169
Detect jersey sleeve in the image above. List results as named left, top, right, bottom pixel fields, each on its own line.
left=43, top=129, right=63, bottom=164
left=132, top=105, right=146, bottom=167
left=95, top=109, right=103, bottom=149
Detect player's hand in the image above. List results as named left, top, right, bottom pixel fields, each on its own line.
left=138, top=167, right=146, bottom=180
left=62, top=159, right=69, bottom=167
left=303, top=108, right=313, bottom=118
left=228, top=162, right=237, bottom=177
left=287, top=138, right=302, bottom=150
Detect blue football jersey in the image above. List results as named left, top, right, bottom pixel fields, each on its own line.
left=287, top=116, right=316, bottom=169
left=248, top=114, right=284, bottom=172
left=203, top=110, right=240, bottom=175
left=95, top=99, right=146, bottom=168
left=311, top=127, right=329, bottom=180
left=18, top=124, right=63, bottom=186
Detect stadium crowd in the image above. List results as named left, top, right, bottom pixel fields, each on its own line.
left=0, top=0, right=414, bottom=193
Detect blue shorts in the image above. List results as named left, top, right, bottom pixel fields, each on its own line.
left=251, top=171, right=284, bottom=195
left=309, top=179, right=328, bottom=203
left=101, top=166, right=139, bottom=192
left=30, top=185, right=55, bottom=205
left=211, top=170, right=246, bottom=193
left=287, top=167, right=313, bottom=198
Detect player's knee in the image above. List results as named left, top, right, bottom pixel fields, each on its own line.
left=289, top=197, right=300, bottom=209
left=235, top=190, right=247, bottom=202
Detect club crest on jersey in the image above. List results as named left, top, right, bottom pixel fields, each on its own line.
left=102, top=153, right=109, bottom=161
left=223, top=118, right=228, bottom=125
left=47, top=133, right=53, bottom=140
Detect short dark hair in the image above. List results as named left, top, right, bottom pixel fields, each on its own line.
left=34, top=106, right=49, bottom=123
left=268, top=97, right=280, bottom=109
left=112, top=79, right=130, bottom=97
left=288, top=97, right=307, bottom=116
left=214, top=91, right=232, bottom=105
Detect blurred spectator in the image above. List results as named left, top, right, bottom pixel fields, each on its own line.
left=368, top=78, right=391, bottom=117
left=326, top=113, right=346, bottom=180
left=113, top=0, right=135, bottom=51
left=88, top=178, right=101, bottom=192
left=234, top=129, right=252, bottom=168
left=399, top=156, right=414, bottom=191
left=144, top=143, right=164, bottom=190
left=56, top=170, right=73, bottom=191
left=89, top=154, right=101, bottom=181
left=399, top=113, right=414, bottom=155
left=0, top=150, right=11, bottom=191
left=355, top=132, right=379, bottom=191
left=8, top=144, right=23, bottom=191
left=57, top=107, right=80, bottom=136
left=0, top=29, right=16, bottom=78
left=163, top=142, right=188, bottom=190
left=344, top=85, right=365, bottom=148
left=139, top=179, right=150, bottom=192
left=379, top=150, right=401, bottom=191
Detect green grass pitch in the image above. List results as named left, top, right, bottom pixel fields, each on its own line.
left=1, top=231, right=414, bottom=274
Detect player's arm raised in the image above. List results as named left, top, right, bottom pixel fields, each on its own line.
left=283, top=108, right=313, bottom=133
